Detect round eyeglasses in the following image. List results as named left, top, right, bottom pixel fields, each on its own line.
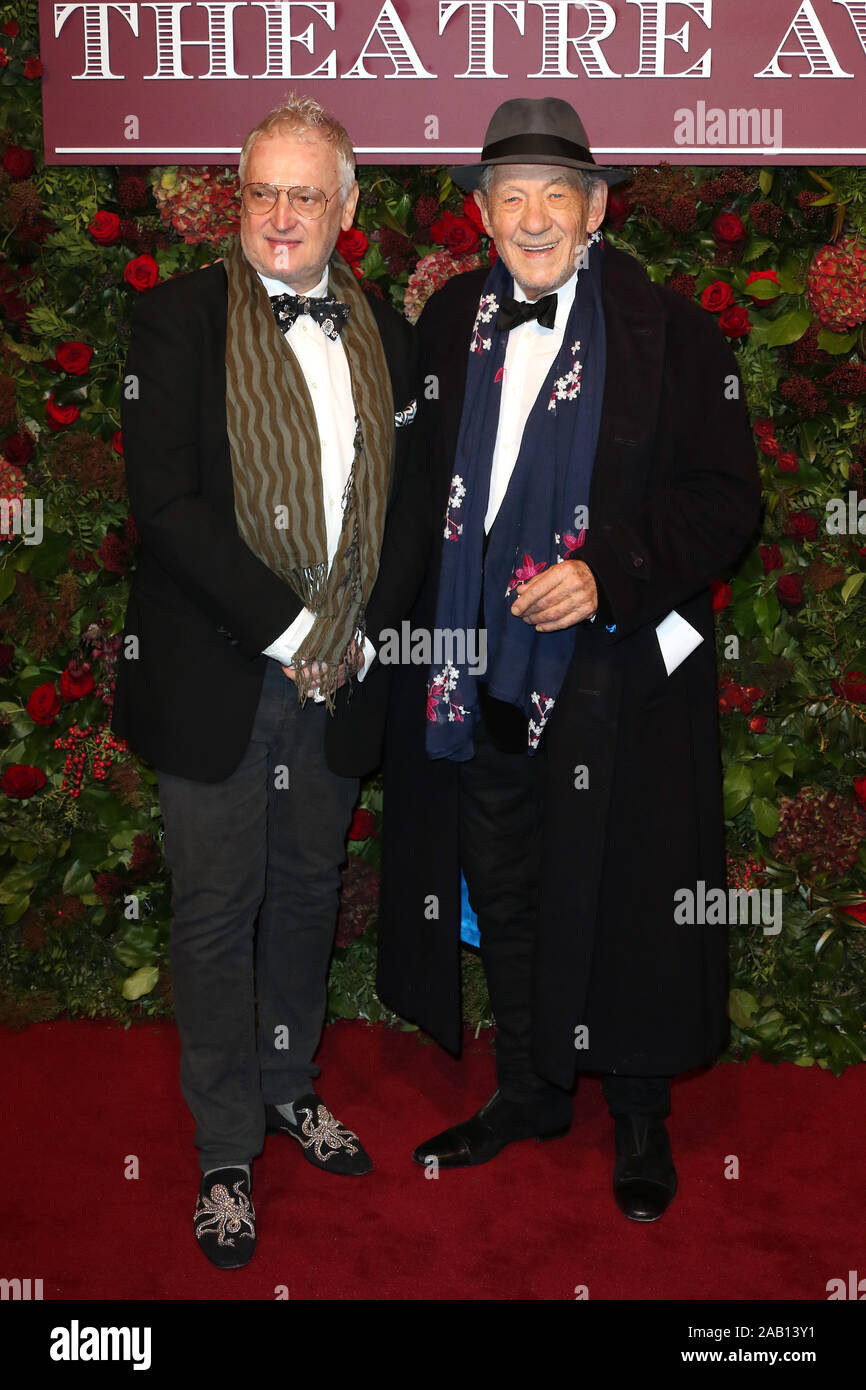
left=240, top=183, right=340, bottom=219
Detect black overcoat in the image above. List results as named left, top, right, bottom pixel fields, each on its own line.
left=376, top=247, right=762, bottom=1088
left=111, top=260, right=428, bottom=783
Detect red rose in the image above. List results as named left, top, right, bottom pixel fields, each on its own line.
left=753, top=418, right=776, bottom=439
left=352, top=264, right=364, bottom=279
left=777, top=451, right=800, bottom=473
left=488, top=243, right=499, bottom=265
left=701, top=281, right=734, bottom=313
left=111, top=430, right=124, bottom=455
left=2, top=145, right=34, bottom=180
left=854, top=776, right=866, bottom=808
left=844, top=903, right=866, bottom=924
left=710, top=579, right=732, bottom=611
left=0, top=48, right=7, bottom=68
left=443, top=217, right=480, bottom=255
left=45, top=394, right=80, bottom=430
left=1, top=764, right=47, bottom=799
left=26, top=681, right=62, bottom=725
left=748, top=716, right=767, bottom=733
left=3, top=431, right=34, bottom=464
left=605, top=190, right=632, bottom=231
left=429, top=209, right=456, bottom=246
left=745, top=269, right=780, bottom=302
left=759, top=544, right=784, bottom=573
left=59, top=663, right=94, bottom=700
left=1, top=20, right=19, bottom=36
left=347, top=807, right=378, bottom=841
left=776, top=574, right=803, bottom=608
left=88, top=211, right=120, bottom=245
left=56, top=341, right=93, bottom=376
left=758, top=436, right=781, bottom=457
left=783, top=513, right=819, bottom=542
left=462, top=195, right=485, bottom=234
left=712, top=212, right=747, bottom=252
left=834, top=671, right=866, bottom=703
left=123, top=254, right=160, bottom=291
left=0, top=642, right=14, bottom=674
left=23, top=57, right=43, bottom=79
left=719, top=305, right=752, bottom=338
left=336, top=228, right=368, bottom=264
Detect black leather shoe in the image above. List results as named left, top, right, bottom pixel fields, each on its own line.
left=412, top=1089, right=572, bottom=1169
left=612, top=1114, right=678, bottom=1222
left=193, top=1167, right=256, bottom=1269
left=265, top=1095, right=373, bottom=1175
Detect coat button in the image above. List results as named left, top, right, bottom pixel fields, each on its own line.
left=630, top=551, right=645, bottom=568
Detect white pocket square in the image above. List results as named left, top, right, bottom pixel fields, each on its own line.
left=655, top=610, right=704, bottom=676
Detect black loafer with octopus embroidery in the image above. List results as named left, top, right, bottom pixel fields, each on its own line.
left=265, top=1095, right=373, bottom=1175
left=193, top=1167, right=257, bottom=1269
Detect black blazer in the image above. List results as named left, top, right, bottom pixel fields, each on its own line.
left=111, top=261, right=430, bottom=782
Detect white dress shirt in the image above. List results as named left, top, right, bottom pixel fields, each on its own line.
left=485, top=269, right=578, bottom=533
left=257, top=267, right=374, bottom=685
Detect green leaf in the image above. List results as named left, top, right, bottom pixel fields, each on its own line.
left=749, top=308, right=812, bottom=350
left=724, top=761, right=753, bottom=818
left=743, top=236, right=774, bottom=264
left=841, top=572, right=866, bottom=604
left=759, top=169, right=774, bottom=196
left=0, top=566, right=16, bottom=603
left=748, top=278, right=782, bottom=300
left=817, top=327, right=857, bottom=355
left=754, top=590, right=781, bottom=637
left=61, top=858, right=94, bottom=896
left=121, top=965, right=159, bottom=1001
left=752, top=796, right=780, bottom=837
left=729, top=988, right=759, bottom=1029
left=3, top=895, right=31, bottom=925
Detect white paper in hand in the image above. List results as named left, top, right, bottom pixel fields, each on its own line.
left=655, top=610, right=704, bottom=676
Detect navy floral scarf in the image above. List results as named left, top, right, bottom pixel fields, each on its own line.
left=426, top=231, right=607, bottom=761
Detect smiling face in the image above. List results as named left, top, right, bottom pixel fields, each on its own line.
left=239, top=128, right=359, bottom=292
left=475, top=164, right=608, bottom=301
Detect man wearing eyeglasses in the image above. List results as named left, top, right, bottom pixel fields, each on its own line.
left=112, top=94, right=428, bottom=1269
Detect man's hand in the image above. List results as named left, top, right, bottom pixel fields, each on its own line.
left=510, top=559, right=598, bottom=631
left=280, top=641, right=365, bottom=691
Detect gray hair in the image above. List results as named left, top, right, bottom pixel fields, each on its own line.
left=238, top=92, right=356, bottom=201
left=477, top=164, right=605, bottom=200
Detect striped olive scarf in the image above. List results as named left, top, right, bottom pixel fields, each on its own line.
left=224, top=236, right=394, bottom=707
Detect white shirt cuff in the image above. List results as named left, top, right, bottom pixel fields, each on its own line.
left=262, top=607, right=316, bottom=666
left=355, top=634, right=377, bottom=683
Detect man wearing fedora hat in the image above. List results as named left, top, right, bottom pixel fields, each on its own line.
left=377, top=98, right=760, bottom=1221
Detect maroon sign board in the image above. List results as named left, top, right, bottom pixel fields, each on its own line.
left=38, top=0, right=866, bottom=166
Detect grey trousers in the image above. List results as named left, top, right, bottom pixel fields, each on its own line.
left=156, top=658, right=359, bottom=1172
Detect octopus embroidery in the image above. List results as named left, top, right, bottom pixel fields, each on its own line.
left=194, top=1180, right=255, bottom=1248
left=296, top=1104, right=360, bottom=1163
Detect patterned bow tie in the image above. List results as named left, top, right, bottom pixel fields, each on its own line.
left=269, top=293, right=350, bottom=341
left=496, top=293, right=557, bottom=332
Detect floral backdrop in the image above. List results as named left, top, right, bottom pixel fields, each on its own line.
left=2, top=3, right=866, bottom=1070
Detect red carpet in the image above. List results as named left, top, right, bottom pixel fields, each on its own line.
left=1, top=1018, right=861, bottom=1301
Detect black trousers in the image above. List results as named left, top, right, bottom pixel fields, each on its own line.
left=156, top=658, right=360, bottom=1172
left=459, top=711, right=671, bottom=1119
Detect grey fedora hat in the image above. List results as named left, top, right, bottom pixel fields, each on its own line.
left=449, top=96, right=628, bottom=190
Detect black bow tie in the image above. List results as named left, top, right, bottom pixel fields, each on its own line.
left=496, top=293, right=557, bottom=333
left=269, top=292, right=350, bottom=341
